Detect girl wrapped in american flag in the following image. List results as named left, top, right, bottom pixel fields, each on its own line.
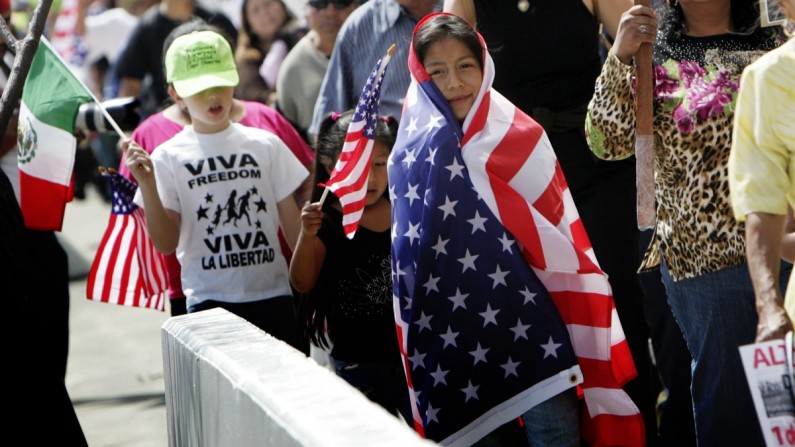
left=388, top=13, right=644, bottom=446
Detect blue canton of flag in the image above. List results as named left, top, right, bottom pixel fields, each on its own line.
left=354, top=60, right=384, bottom=138
left=110, top=172, right=138, bottom=215
left=389, top=81, right=582, bottom=446
left=322, top=46, right=394, bottom=239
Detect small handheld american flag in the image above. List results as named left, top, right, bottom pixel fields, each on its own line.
left=319, top=44, right=396, bottom=239
left=86, top=168, right=168, bottom=311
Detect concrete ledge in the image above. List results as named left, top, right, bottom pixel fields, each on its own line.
left=161, top=308, right=435, bottom=446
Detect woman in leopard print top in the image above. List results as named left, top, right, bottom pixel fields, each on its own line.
left=586, top=1, right=789, bottom=446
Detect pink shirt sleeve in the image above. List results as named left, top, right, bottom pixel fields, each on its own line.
left=239, top=101, right=315, bottom=166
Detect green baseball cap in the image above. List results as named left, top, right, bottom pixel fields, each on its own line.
left=165, top=30, right=239, bottom=98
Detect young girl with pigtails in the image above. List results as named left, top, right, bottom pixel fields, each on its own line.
left=289, top=110, right=411, bottom=423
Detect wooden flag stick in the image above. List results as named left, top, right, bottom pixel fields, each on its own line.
left=635, top=0, right=655, bottom=230
left=318, top=187, right=330, bottom=206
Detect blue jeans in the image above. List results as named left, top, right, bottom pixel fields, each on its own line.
left=661, top=260, right=792, bottom=446
left=474, top=388, right=580, bottom=447
left=332, top=357, right=412, bottom=425
left=521, top=388, right=580, bottom=447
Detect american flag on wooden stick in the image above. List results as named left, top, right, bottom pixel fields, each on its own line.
left=87, top=169, right=168, bottom=311
left=320, top=44, right=395, bottom=239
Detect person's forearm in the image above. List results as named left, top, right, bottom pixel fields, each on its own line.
left=289, top=234, right=323, bottom=293
left=293, top=164, right=314, bottom=206
left=139, top=182, right=180, bottom=254
left=784, top=207, right=795, bottom=263
left=783, top=232, right=795, bottom=263
left=277, top=197, right=302, bottom=252
left=746, top=212, right=786, bottom=307
left=443, top=0, right=476, bottom=23
left=586, top=55, right=638, bottom=161
left=595, top=0, right=634, bottom=40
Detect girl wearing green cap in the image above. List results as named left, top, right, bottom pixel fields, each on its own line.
left=125, top=29, right=308, bottom=352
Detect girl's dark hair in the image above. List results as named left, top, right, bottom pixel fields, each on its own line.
left=659, top=0, right=762, bottom=36
left=300, top=110, right=399, bottom=348
left=413, top=14, right=483, bottom=68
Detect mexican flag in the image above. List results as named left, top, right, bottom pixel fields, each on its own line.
left=17, top=37, right=93, bottom=231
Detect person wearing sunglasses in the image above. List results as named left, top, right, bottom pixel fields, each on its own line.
left=276, top=0, right=359, bottom=142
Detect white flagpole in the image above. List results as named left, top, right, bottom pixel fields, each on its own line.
left=39, top=37, right=149, bottom=172
left=40, top=36, right=127, bottom=140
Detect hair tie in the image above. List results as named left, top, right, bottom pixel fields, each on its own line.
left=331, top=111, right=341, bottom=121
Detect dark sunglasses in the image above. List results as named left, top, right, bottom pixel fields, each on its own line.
left=308, top=0, right=355, bottom=10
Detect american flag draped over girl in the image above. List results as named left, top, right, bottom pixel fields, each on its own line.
left=388, top=12, right=643, bottom=447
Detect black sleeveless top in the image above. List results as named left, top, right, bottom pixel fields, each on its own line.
left=315, top=207, right=398, bottom=362
left=473, top=0, right=602, bottom=113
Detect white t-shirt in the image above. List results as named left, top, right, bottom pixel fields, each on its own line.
left=83, top=8, right=139, bottom=66
left=137, top=123, right=308, bottom=308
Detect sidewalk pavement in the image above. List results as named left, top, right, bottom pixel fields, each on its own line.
left=61, top=187, right=170, bottom=447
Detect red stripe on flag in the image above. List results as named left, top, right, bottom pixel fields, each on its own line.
left=576, top=357, right=631, bottom=389
left=132, top=273, right=144, bottom=308
left=18, top=170, right=69, bottom=231
left=581, top=412, right=646, bottom=447
left=485, top=108, right=542, bottom=182
left=87, top=216, right=115, bottom=297
left=490, top=179, right=546, bottom=270
left=330, top=161, right=371, bottom=198
left=396, top=321, right=426, bottom=438
left=610, top=339, right=638, bottom=386
left=461, top=91, right=490, bottom=147
left=344, top=127, right=365, bottom=144
left=328, top=138, right=370, bottom=184
left=548, top=290, right=614, bottom=328
left=569, top=218, right=594, bottom=267
left=98, top=214, right=126, bottom=302
left=532, top=169, right=564, bottom=227
left=134, top=209, right=168, bottom=303
left=112, top=217, right=136, bottom=303
left=342, top=200, right=365, bottom=216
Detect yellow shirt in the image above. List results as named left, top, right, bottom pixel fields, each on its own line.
left=729, top=38, right=795, bottom=318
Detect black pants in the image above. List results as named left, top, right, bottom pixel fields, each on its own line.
left=2, top=169, right=86, bottom=444
left=23, top=230, right=71, bottom=380
left=189, top=296, right=308, bottom=355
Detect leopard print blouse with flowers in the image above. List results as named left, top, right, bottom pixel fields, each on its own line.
left=586, top=30, right=783, bottom=281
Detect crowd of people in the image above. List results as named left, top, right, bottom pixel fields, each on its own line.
left=2, top=0, right=794, bottom=445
